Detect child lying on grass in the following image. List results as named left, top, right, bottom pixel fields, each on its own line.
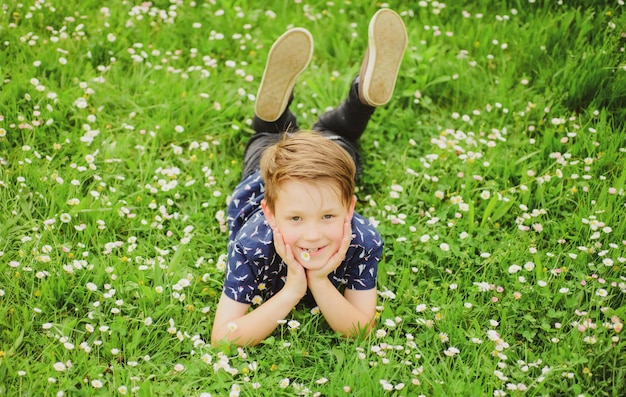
left=211, top=8, right=407, bottom=346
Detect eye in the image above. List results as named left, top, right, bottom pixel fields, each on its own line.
left=290, top=216, right=301, bottom=222
left=323, top=214, right=334, bottom=220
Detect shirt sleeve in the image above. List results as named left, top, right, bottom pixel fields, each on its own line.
left=343, top=241, right=382, bottom=290
left=341, top=217, right=383, bottom=290
left=222, top=241, right=257, bottom=304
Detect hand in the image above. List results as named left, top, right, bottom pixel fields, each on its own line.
left=273, top=228, right=308, bottom=299
left=307, top=217, right=353, bottom=280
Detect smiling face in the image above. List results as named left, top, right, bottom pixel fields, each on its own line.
left=262, top=179, right=355, bottom=270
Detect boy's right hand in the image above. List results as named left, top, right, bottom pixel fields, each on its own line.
left=273, top=228, right=308, bottom=300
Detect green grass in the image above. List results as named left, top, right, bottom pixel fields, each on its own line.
left=1, top=0, right=625, bottom=396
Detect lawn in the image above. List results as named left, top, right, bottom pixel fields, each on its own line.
left=0, top=0, right=625, bottom=396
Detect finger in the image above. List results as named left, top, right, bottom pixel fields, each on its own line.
left=324, top=220, right=352, bottom=269
left=341, top=220, right=352, bottom=251
left=284, top=242, right=296, bottom=262
left=284, top=243, right=306, bottom=276
left=273, top=228, right=286, bottom=256
left=280, top=238, right=301, bottom=268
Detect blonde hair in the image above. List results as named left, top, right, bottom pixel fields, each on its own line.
left=260, top=131, right=356, bottom=212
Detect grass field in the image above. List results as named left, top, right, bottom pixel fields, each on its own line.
left=1, top=0, right=625, bottom=396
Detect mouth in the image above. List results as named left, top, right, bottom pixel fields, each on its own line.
left=299, top=246, right=324, bottom=261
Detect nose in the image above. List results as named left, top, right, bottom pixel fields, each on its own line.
left=302, top=222, right=323, bottom=241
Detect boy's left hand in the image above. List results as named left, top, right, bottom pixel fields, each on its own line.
left=306, top=217, right=352, bottom=280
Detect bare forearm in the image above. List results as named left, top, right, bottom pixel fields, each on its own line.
left=211, top=291, right=301, bottom=346
left=308, top=278, right=376, bottom=337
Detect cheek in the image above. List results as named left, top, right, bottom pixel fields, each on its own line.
left=278, top=225, right=299, bottom=246
left=326, top=224, right=345, bottom=243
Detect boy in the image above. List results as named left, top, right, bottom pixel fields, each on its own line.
left=211, top=9, right=407, bottom=346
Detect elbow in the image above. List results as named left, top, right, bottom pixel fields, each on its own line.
left=210, top=325, right=233, bottom=347
left=210, top=332, right=223, bottom=347
left=359, top=316, right=377, bottom=336
left=210, top=330, right=224, bottom=347
left=211, top=329, right=259, bottom=347
left=339, top=315, right=377, bottom=339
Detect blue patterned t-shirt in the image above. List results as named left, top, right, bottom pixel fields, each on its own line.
left=224, top=170, right=383, bottom=307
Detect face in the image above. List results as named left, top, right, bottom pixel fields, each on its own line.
left=262, top=179, right=355, bottom=270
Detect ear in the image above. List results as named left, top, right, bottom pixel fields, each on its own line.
left=260, top=199, right=276, bottom=229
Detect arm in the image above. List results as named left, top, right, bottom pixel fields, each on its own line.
left=306, top=218, right=377, bottom=337
left=211, top=288, right=301, bottom=346
left=211, top=229, right=307, bottom=346
left=308, top=281, right=377, bottom=336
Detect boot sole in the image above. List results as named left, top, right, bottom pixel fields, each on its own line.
left=255, top=28, right=313, bottom=122
left=361, top=9, right=407, bottom=107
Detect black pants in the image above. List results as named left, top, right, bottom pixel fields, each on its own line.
left=241, top=77, right=375, bottom=180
